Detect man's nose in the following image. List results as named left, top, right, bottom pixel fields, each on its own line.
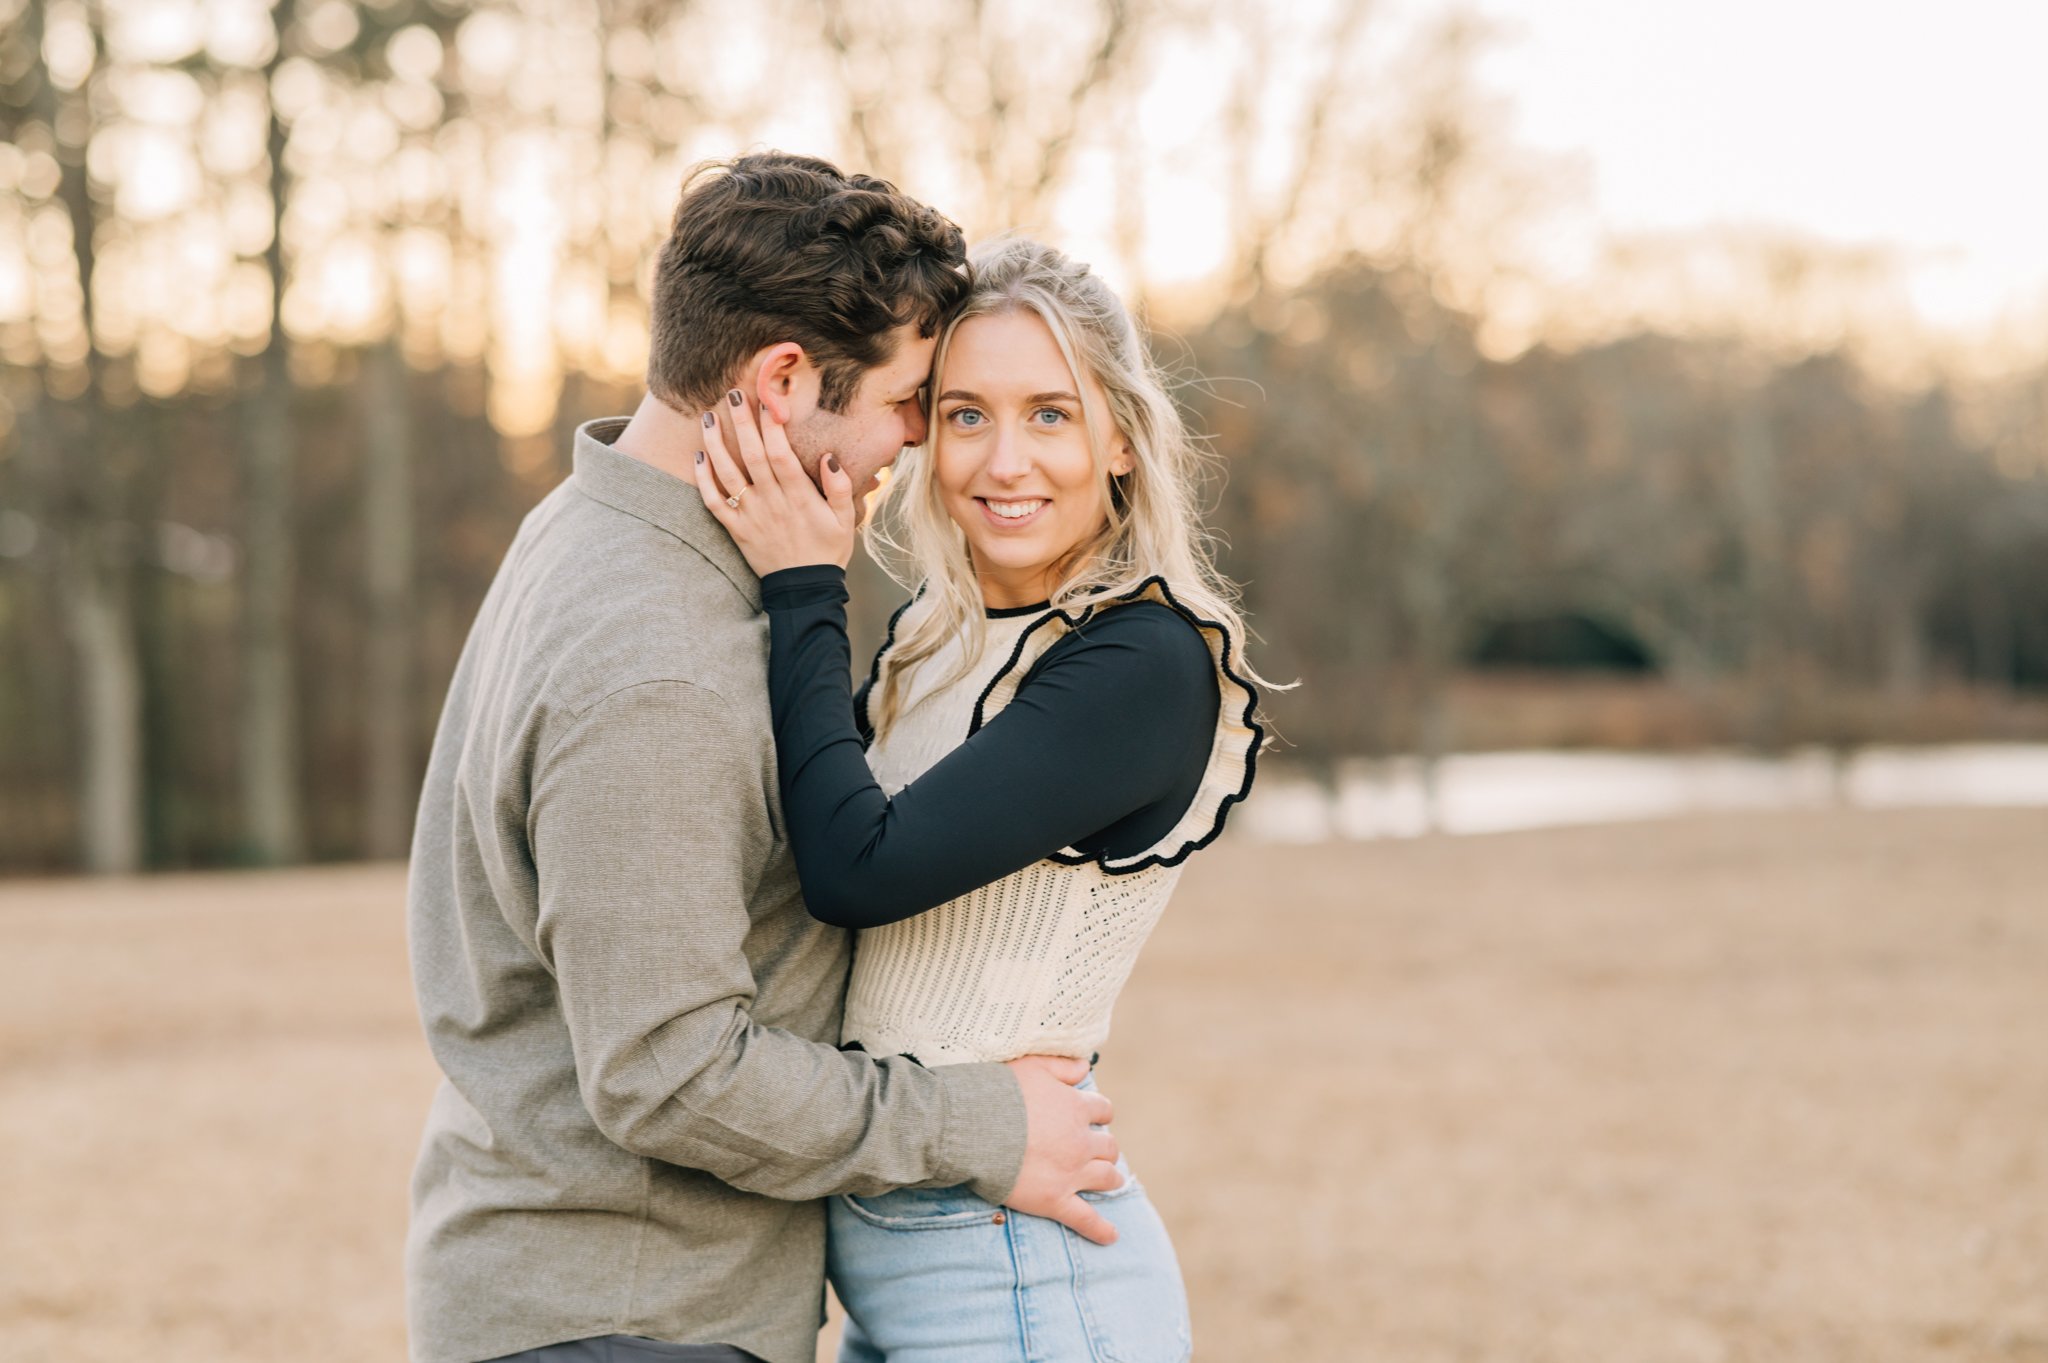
left=902, top=400, right=929, bottom=448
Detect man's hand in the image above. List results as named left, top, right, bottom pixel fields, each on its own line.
left=1004, top=1055, right=1123, bottom=1246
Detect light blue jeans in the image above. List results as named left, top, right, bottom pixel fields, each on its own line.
left=827, top=1074, right=1192, bottom=1363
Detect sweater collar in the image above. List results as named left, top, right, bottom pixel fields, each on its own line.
left=570, top=417, right=760, bottom=609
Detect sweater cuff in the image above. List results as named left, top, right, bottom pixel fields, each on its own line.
left=934, top=1061, right=1027, bottom=1203
left=759, top=564, right=849, bottom=612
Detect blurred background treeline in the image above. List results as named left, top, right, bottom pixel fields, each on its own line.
left=3, top=0, right=2045, bottom=874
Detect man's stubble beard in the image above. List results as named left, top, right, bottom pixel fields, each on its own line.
left=786, top=405, right=883, bottom=527
left=780, top=407, right=830, bottom=486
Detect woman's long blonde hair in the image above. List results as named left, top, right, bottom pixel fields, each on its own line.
left=863, top=236, right=1272, bottom=737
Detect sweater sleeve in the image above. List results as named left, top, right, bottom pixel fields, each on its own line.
left=761, top=565, right=1218, bottom=929
left=527, top=674, right=1027, bottom=1203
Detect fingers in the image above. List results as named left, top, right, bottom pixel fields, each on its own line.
left=1050, top=1196, right=1119, bottom=1247
left=700, top=409, right=749, bottom=511
left=719, top=388, right=773, bottom=491
left=759, top=404, right=811, bottom=493
left=1084, top=1156, right=1126, bottom=1194
left=1083, top=1091, right=1113, bottom=1128
left=691, top=447, right=723, bottom=515
left=1090, top=1128, right=1120, bottom=1165
left=819, top=452, right=856, bottom=526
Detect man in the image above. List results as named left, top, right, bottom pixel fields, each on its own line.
left=405, top=153, right=1122, bottom=1363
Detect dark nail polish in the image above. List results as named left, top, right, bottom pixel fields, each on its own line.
left=728, top=389, right=743, bottom=406
left=695, top=450, right=704, bottom=464
left=701, top=411, right=714, bottom=428
left=825, top=454, right=841, bottom=473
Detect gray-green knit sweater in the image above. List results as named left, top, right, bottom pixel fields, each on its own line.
left=404, top=418, right=1026, bottom=1363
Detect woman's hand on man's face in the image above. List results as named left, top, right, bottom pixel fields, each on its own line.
left=694, top=389, right=858, bottom=574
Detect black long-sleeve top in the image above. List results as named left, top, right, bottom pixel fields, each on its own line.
left=760, top=565, right=1219, bottom=929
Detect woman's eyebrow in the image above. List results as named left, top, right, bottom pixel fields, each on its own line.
left=934, top=389, right=1081, bottom=404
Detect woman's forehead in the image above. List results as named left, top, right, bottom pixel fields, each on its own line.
left=941, top=311, right=1090, bottom=397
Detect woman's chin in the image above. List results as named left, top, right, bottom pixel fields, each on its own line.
left=967, top=543, right=1047, bottom=574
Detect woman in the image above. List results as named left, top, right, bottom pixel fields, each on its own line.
left=695, top=238, right=1268, bottom=1363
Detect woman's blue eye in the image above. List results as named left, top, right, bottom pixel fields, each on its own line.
left=953, top=409, right=984, bottom=427
left=1033, top=408, right=1066, bottom=425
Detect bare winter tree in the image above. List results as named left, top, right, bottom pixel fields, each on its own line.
left=337, top=2, right=470, bottom=860
left=236, top=0, right=305, bottom=864
left=24, top=0, right=146, bottom=872
left=807, top=0, right=1144, bottom=236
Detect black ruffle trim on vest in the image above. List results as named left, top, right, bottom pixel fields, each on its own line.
left=960, top=574, right=1265, bottom=877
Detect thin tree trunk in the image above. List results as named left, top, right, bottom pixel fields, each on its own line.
left=61, top=516, right=144, bottom=873
left=45, top=1, right=144, bottom=872
left=1405, top=362, right=1474, bottom=830
left=240, top=0, right=305, bottom=862
left=240, top=354, right=303, bottom=861
left=361, top=340, right=416, bottom=860
left=1731, top=390, right=1787, bottom=748
left=1409, top=573, right=1456, bottom=834
left=1881, top=592, right=1928, bottom=699
left=1967, top=570, right=2015, bottom=688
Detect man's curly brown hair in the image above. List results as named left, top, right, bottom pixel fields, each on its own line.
left=647, top=152, right=969, bottom=414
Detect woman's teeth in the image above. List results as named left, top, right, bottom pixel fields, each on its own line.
left=984, top=499, right=1045, bottom=520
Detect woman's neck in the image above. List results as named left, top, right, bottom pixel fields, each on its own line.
left=975, top=568, right=1055, bottom=612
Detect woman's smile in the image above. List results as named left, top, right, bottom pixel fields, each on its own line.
left=976, top=496, right=1050, bottom=526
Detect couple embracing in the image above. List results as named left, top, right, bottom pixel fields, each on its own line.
left=405, top=151, right=1269, bottom=1363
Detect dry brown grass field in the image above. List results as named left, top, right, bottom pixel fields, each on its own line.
left=2, top=808, right=2044, bottom=1362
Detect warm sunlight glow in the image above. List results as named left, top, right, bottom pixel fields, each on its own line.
left=15, top=0, right=2044, bottom=425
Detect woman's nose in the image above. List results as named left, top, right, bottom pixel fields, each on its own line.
left=986, top=429, right=1029, bottom=481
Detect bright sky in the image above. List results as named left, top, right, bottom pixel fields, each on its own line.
left=1465, top=0, right=2048, bottom=333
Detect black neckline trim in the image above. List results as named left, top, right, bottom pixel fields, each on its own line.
left=984, top=599, right=1052, bottom=619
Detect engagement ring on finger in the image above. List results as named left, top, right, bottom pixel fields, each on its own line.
left=726, top=490, right=744, bottom=508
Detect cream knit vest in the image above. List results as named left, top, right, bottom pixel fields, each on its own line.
left=840, top=577, right=1261, bottom=1067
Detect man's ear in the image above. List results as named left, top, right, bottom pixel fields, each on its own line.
left=750, top=342, right=810, bottom=425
